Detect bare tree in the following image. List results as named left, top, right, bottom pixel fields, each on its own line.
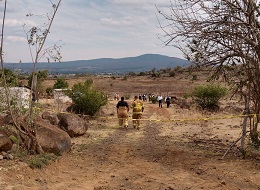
left=0, top=0, right=62, bottom=154
left=157, top=0, right=260, bottom=154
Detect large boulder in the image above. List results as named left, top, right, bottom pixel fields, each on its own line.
left=0, top=133, right=12, bottom=152
left=58, top=113, right=88, bottom=137
left=34, top=118, right=71, bottom=155
left=42, top=111, right=59, bottom=125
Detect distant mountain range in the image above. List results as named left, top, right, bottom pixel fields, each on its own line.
left=4, top=54, right=191, bottom=74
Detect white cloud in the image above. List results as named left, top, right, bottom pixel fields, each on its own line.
left=112, top=0, right=146, bottom=6
left=5, top=36, right=27, bottom=42
left=5, top=19, right=36, bottom=27
left=0, top=0, right=184, bottom=62
left=100, top=17, right=133, bottom=27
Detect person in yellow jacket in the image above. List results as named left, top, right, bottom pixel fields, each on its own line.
left=116, top=96, right=129, bottom=129
left=131, top=95, right=144, bottom=130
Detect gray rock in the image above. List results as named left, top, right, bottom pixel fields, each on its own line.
left=42, top=111, right=59, bottom=125
left=58, top=113, right=88, bottom=137
left=1, top=151, right=7, bottom=156
left=11, top=144, right=18, bottom=153
left=8, top=154, right=14, bottom=160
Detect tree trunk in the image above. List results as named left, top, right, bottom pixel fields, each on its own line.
left=241, top=95, right=250, bottom=159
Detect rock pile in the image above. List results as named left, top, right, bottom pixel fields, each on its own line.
left=0, top=111, right=89, bottom=157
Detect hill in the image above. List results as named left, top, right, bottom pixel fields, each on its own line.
left=4, top=54, right=191, bottom=74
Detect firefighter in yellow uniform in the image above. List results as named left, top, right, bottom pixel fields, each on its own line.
left=132, top=96, right=144, bottom=130
left=116, top=96, right=129, bottom=129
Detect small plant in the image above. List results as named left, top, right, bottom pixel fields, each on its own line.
left=174, top=66, right=183, bottom=73
left=15, top=148, right=29, bottom=162
left=150, top=96, right=157, bottom=104
left=29, top=153, right=58, bottom=169
left=122, top=76, right=127, bottom=80
left=138, top=71, right=146, bottom=76
left=192, top=84, right=227, bottom=110
left=46, top=87, right=53, bottom=96
left=191, top=74, right=197, bottom=81
left=183, top=93, right=190, bottom=99
left=150, top=68, right=161, bottom=78
left=9, top=135, right=18, bottom=143
left=169, top=70, right=176, bottom=77
left=128, top=72, right=136, bottom=76
left=124, top=94, right=131, bottom=100
left=0, top=69, right=19, bottom=87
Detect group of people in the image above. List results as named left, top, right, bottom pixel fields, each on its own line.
left=116, top=95, right=144, bottom=130
left=157, top=95, right=171, bottom=108
left=116, top=94, right=173, bottom=129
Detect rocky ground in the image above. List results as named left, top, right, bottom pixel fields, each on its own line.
left=1, top=75, right=260, bottom=190
left=0, top=98, right=260, bottom=190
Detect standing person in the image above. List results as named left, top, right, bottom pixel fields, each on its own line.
left=116, top=93, right=119, bottom=101
left=116, top=96, right=129, bottom=129
left=165, top=96, right=171, bottom=108
left=157, top=94, right=163, bottom=108
left=132, top=95, right=144, bottom=130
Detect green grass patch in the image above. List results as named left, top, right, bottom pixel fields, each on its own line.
left=29, top=153, right=58, bottom=169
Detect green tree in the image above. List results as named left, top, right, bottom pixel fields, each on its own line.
left=53, top=77, right=69, bottom=89
left=0, top=69, right=19, bottom=87
left=192, top=84, right=227, bottom=110
left=67, top=79, right=107, bottom=116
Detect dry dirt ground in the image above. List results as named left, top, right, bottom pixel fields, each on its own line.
left=1, top=75, right=260, bottom=190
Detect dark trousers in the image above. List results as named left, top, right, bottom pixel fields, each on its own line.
left=159, top=100, right=162, bottom=108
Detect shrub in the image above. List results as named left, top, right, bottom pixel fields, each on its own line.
left=124, top=93, right=131, bottom=100
left=150, top=96, right=157, bottom=104
left=150, top=68, right=161, bottom=77
left=191, top=74, right=197, bottom=81
left=46, top=87, right=53, bottom=95
left=174, top=66, right=183, bottom=73
left=67, top=79, right=107, bottom=116
left=0, top=69, right=19, bottom=87
left=169, top=70, right=176, bottom=77
left=128, top=72, right=136, bottom=76
left=183, top=93, right=190, bottom=99
left=29, top=153, right=58, bottom=169
left=138, top=71, right=146, bottom=76
left=53, top=77, right=69, bottom=89
left=192, top=84, right=227, bottom=110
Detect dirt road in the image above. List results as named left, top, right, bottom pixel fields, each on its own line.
left=1, top=100, right=260, bottom=190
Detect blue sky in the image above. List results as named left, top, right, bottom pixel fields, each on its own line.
left=1, top=0, right=183, bottom=63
